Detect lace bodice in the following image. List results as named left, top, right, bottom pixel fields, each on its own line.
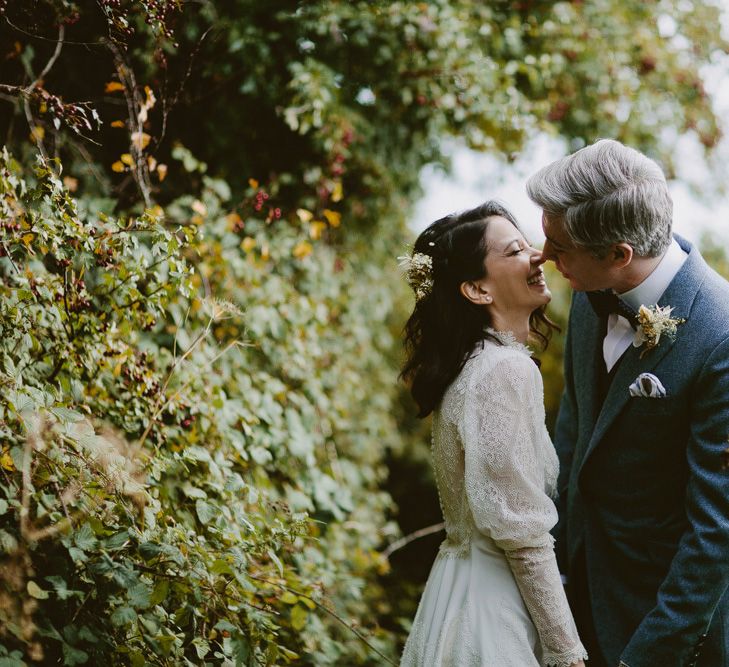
left=431, top=331, right=587, bottom=667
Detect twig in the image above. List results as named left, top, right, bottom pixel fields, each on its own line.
left=0, top=241, right=20, bottom=273
left=249, top=574, right=398, bottom=667
left=381, top=522, right=445, bottom=559
left=158, top=26, right=214, bottom=148
left=4, top=16, right=104, bottom=47
left=28, top=24, right=65, bottom=90
left=107, top=41, right=152, bottom=207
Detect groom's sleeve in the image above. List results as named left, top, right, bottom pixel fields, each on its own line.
left=620, top=333, right=729, bottom=667
left=552, top=296, right=579, bottom=574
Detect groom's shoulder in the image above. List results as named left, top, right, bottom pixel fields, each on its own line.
left=691, top=257, right=729, bottom=320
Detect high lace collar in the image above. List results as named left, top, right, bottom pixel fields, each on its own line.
left=484, top=327, right=533, bottom=356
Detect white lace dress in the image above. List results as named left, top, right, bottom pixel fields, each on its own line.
left=400, top=330, right=587, bottom=667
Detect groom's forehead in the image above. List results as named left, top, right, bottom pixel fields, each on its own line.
left=542, top=212, right=567, bottom=236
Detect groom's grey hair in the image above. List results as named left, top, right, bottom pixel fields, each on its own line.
left=526, top=139, right=673, bottom=258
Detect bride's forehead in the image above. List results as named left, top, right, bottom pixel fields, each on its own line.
left=485, top=216, right=525, bottom=242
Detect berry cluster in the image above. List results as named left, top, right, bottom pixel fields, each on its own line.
left=95, top=246, right=116, bottom=268
left=34, top=90, right=101, bottom=136
left=142, top=0, right=177, bottom=42
left=254, top=189, right=269, bottom=212
left=121, top=351, right=161, bottom=398
left=1, top=219, right=21, bottom=234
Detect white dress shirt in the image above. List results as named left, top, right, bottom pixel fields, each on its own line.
left=603, top=239, right=688, bottom=372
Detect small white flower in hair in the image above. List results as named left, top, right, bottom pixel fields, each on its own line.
left=398, top=252, right=434, bottom=301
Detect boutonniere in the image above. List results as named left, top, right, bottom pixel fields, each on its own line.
left=632, top=304, right=685, bottom=357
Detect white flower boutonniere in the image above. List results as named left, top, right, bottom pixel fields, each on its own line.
left=632, top=304, right=685, bottom=358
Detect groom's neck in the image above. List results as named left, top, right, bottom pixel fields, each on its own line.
left=612, top=252, right=665, bottom=295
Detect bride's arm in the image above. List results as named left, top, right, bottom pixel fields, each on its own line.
left=463, top=354, right=588, bottom=667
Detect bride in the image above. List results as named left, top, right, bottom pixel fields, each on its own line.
left=399, top=202, right=587, bottom=667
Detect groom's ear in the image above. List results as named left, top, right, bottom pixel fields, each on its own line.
left=611, top=243, right=634, bottom=269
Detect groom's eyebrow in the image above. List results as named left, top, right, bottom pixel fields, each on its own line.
left=545, top=233, right=567, bottom=250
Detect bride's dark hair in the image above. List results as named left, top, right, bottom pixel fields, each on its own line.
left=401, top=201, right=557, bottom=418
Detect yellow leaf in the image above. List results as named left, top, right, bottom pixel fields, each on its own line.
left=22, top=233, right=34, bottom=247
left=241, top=237, right=256, bottom=253
left=248, top=178, right=259, bottom=189
left=144, top=86, right=156, bottom=109
left=227, top=213, right=243, bottom=230
left=147, top=156, right=157, bottom=172
left=120, top=153, right=134, bottom=167
left=309, top=221, right=327, bottom=240
left=113, top=362, right=122, bottom=377
left=105, top=81, right=125, bottom=93
left=157, top=164, right=168, bottom=182
left=323, top=209, right=341, bottom=227
left=131, top=131, right=151, bottom=150
left=111, top=161, right=126, bottom=173
left=261, top=244, right=270, bottom=261
left=280, top=591, right=298, bottom=605
left=110, top=120, right=125, bottom=128
left=331, top=181, right=343, bottom=202
left=296, top=208, right=313, bottom=223
left=146, top=205, right=164, bottom=218
left=293, top=241, right=313, bottom=259
left=27, top=581, right=49, bottom=600
left=290, top=604, right=308, bottom=631
left=0, top=449, right=14, bottom=471
left=299, top=596, right=316, bottom=610
left=29, top=126, right=45, bottom=142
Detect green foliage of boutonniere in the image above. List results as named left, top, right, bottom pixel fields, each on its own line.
left=633, top=304, right=686, bottom=357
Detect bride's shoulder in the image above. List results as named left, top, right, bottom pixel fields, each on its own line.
left=466, top=335, right=537, bottom=382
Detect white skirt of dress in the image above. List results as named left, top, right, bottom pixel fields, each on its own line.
left=400, top=533, right=542, bottom=667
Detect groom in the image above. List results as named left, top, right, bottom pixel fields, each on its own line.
left=527, top=139, right=729, bottom=667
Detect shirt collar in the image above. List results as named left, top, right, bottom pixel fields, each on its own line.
left=618, top=238, right=687, bottom=310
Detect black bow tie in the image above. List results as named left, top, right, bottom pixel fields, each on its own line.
left=586, top=290, right=639, bottom=329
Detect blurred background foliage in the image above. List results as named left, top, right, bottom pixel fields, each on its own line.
left=0, top=1, right=727, bottom=664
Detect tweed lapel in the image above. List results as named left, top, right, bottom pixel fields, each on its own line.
left=572, top=294, right=604, bottom=431
left=580, top=236, right=706, bottom=469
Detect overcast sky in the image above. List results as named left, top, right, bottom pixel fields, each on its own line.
left=411, top=6, right=729, bottom=248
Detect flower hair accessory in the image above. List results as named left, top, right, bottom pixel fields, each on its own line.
left=398, top=250, right=434, bottom=301
left=632, top=304, right=685, bottom=357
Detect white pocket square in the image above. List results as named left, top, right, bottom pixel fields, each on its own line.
left=629, top=372, right=666, bottom=398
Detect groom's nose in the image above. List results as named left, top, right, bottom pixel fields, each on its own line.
left=540, top=238, right=556, bottom=263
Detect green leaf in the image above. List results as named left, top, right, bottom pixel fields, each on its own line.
left=195, top=499, right=216, bottom=525
left=50, top=407, right=84, bottom=423
left=61, top=643, right=88, bottom=666
left=111, top=606, right=137, bottom=626
left=45, top=575, right=81, bottom=601
left=128, top=582, right=152, bottom=609
left=192, top=638, right=210, bottom=659
left=150, top=579, right=169, bottom=605
left=74, top=523, right=97, bottom=551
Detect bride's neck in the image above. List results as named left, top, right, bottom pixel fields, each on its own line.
left=488, top=312, right=530, bottom=344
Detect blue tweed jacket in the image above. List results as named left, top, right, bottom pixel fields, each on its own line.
left=554, top=235, right=729, bottom=667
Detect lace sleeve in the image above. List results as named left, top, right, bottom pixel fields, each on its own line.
left=462, top=353, right=588, bottom=667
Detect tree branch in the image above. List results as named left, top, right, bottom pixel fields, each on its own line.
left=381, top=522, right=445, bottom=559
left=27, top=24, right=65, bottom=91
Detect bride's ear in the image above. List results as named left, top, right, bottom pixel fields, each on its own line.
left=460, top=281, right=492, bottom=306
